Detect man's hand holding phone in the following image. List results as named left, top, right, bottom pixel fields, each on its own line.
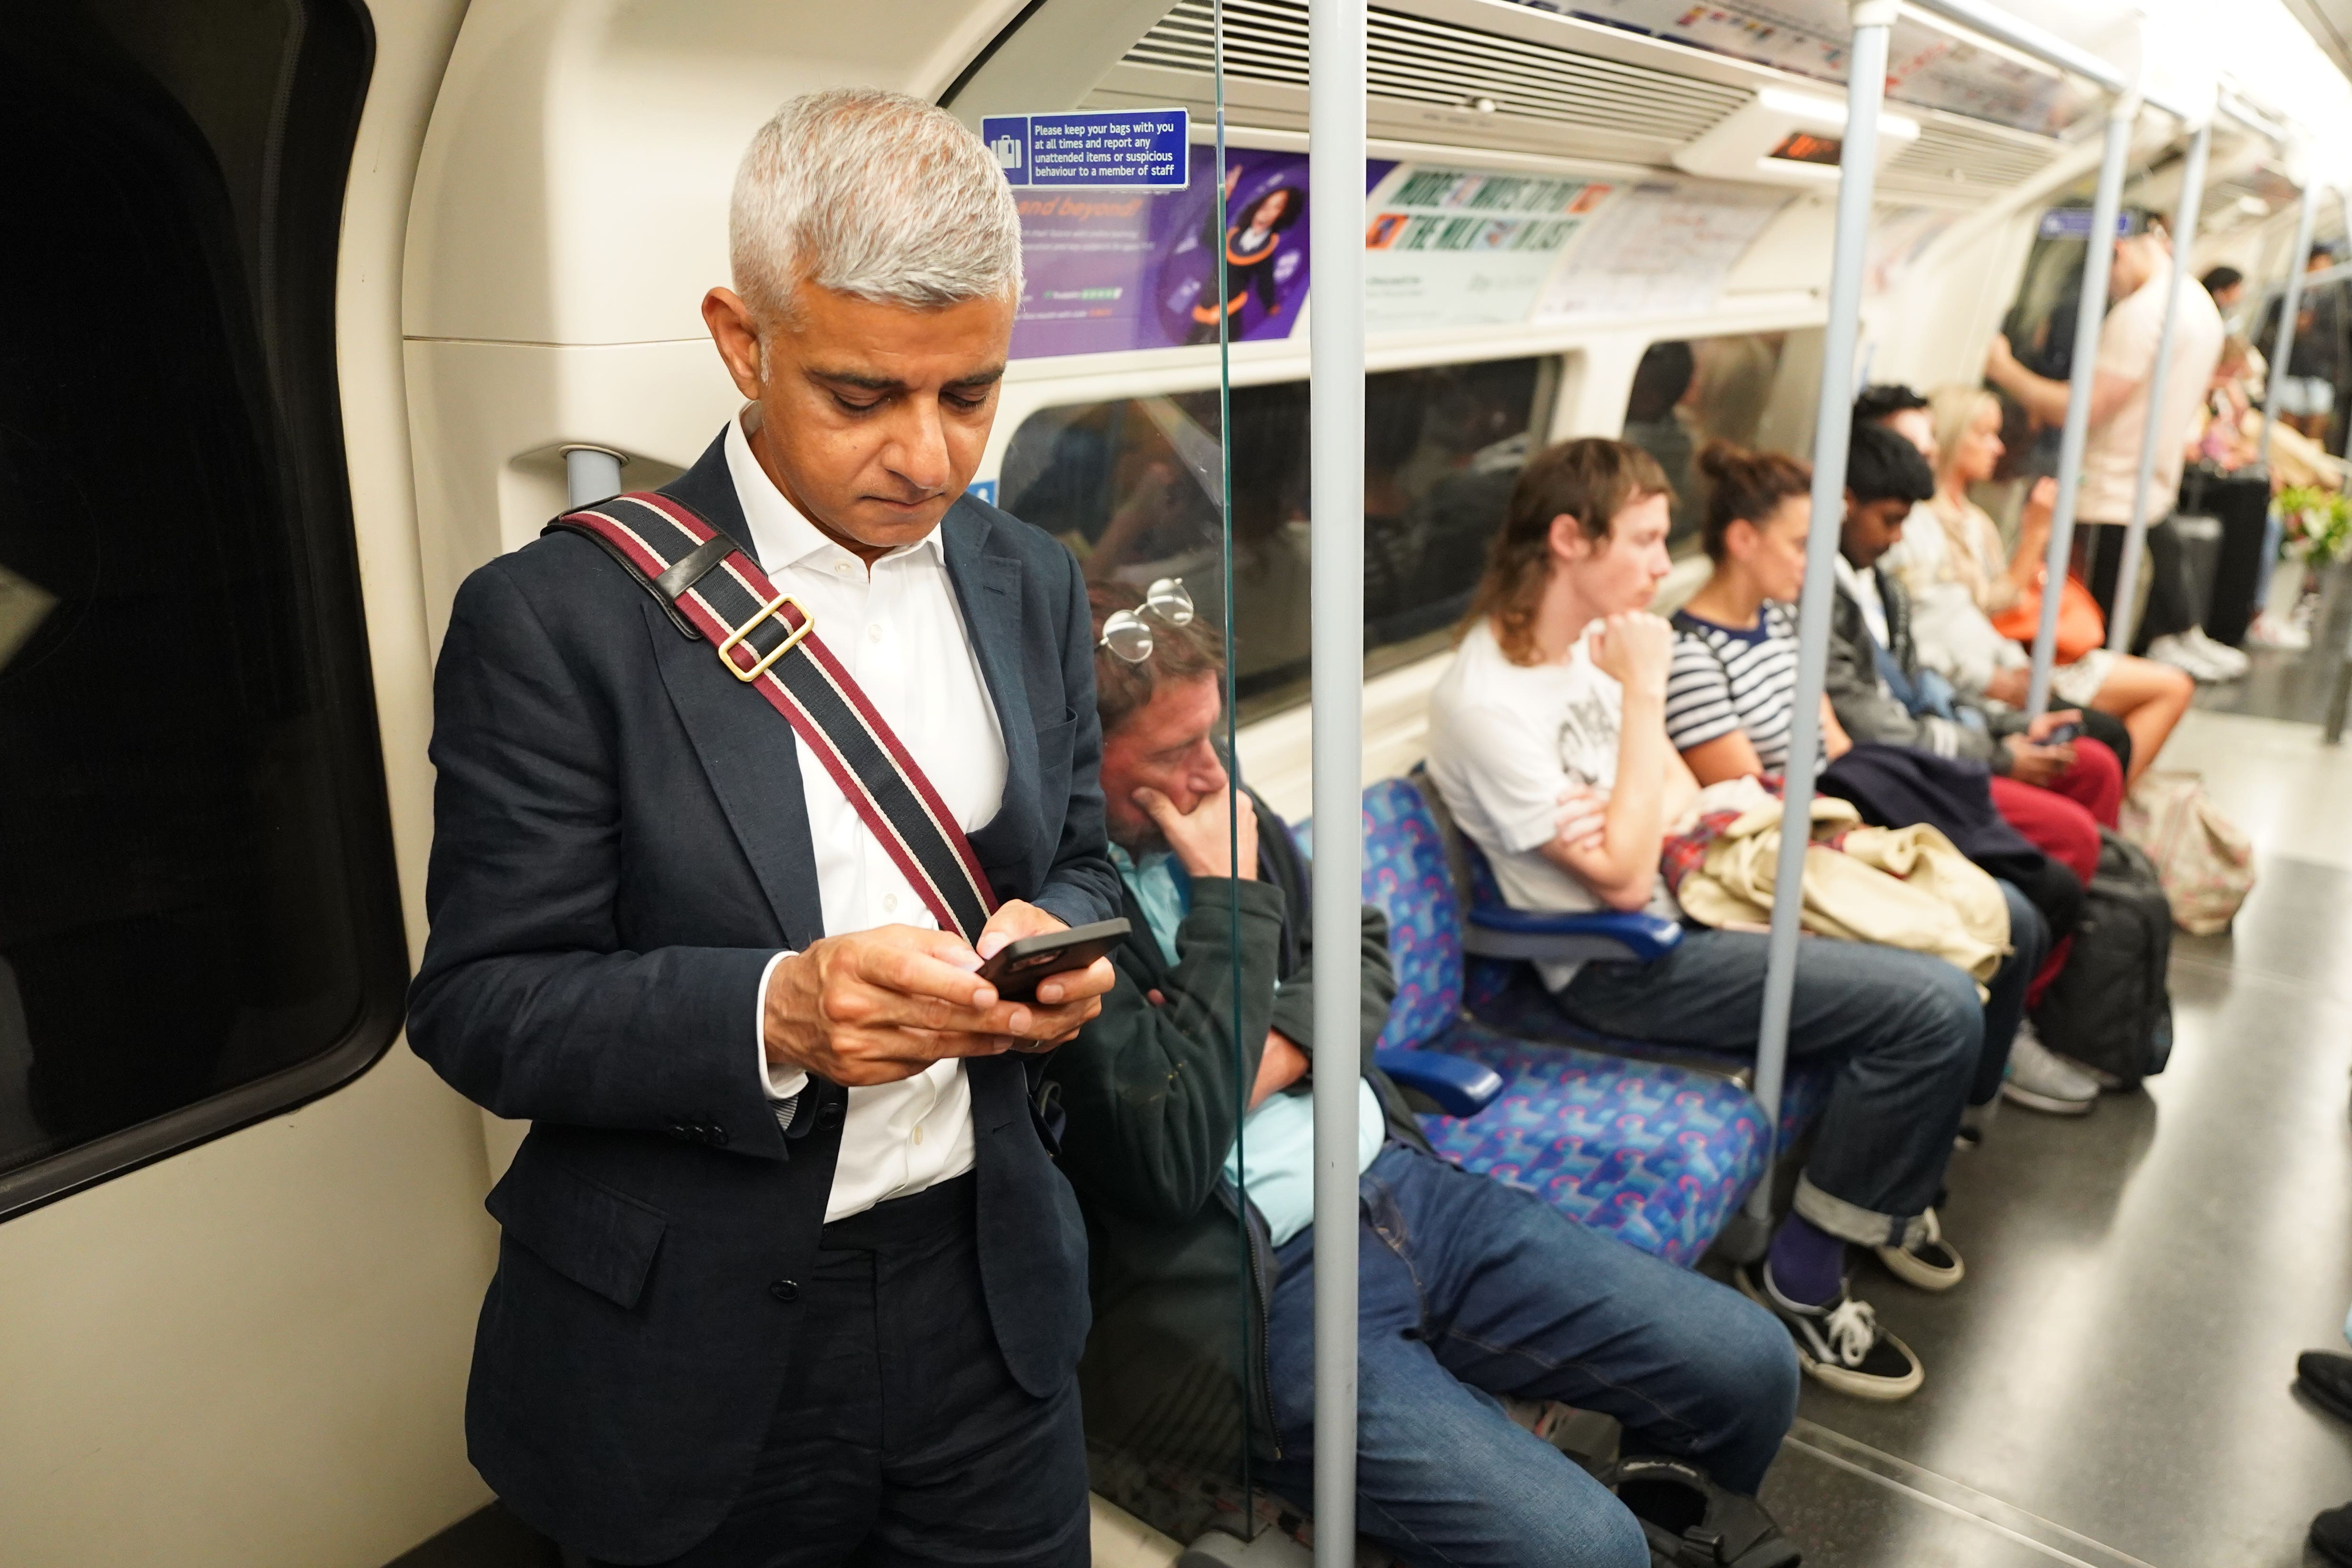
left=763, top=899, right=1113, bottom=1084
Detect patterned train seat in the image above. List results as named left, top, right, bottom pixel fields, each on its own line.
left=1347, top=776, right=1829, bottom=1266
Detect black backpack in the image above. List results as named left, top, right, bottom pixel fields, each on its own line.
left=2030, top=830, right=2174, bottom=1088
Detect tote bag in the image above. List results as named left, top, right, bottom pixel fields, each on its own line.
left=2119, top=772, right=2256, bottom=934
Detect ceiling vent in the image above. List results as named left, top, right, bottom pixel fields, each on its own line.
left=1118, top=0, right=1749, bottom=152
left=1882, top=117, right=2060, bottom=196
left=1110, top=0, right=2066, bottom=200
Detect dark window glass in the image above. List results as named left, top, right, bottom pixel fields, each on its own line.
left=1622, top=330, right=1823, bottom=552
left=0, top=0, right=399, bottom=1215
left=1001, top=356, right=1555, bottom=711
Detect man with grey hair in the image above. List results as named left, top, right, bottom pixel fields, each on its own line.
left=410, top=88, right=1117, bottom=1566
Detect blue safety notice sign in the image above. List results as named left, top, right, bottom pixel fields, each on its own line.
left=981, top=109, right=1189, bottom=189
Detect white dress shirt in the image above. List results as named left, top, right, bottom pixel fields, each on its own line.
left=727, top=414, right=1009, bottom=1224
left=1834, top=553, right=1891, bottom=651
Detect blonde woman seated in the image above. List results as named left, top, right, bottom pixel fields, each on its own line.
left=1890, top=386, right=2190, bottom=784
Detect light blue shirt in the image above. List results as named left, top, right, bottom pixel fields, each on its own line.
left=1110, top=845, right=1385, bottom=1247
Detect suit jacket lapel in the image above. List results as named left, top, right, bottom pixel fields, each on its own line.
left=644, top=441, right=1038, bottom=939
left=650, top=432, right=825, bottom=947
left=941, top=500, right=1039, bottom=876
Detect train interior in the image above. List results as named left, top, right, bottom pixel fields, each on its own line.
left=5, top=0, right=2352, bottom=1565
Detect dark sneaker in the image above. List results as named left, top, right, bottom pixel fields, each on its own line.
left=1604, top=1455, right=1802, bottom=1567
left=1873, top=1207, right=1964, bottom=1292
left=2299, top=1351, right=2352, bottom=1426
left=2313, top=1500, right=2352, bottom=1568
left=1739, top=1264, right=1924, bottom=1401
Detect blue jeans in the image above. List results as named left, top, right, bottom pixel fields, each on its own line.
left=1256, top=1145, right=1799, bottom=1568
left=1558, top=921, right=1995, bottom=1247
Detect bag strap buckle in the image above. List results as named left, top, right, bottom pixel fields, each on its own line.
left=716, top=590, right=813, bottom=682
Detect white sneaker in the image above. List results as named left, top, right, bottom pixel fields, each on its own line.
left=2182, top=627, right=2250, bottom=676
left=2146, top=633, right=2230, bottom=681
left=2247, top=611, right=2310, bottom=651
left=2001, top=1023, right=2099, bottom=1115
left=1874, top=1206, right=1965, bottom=1292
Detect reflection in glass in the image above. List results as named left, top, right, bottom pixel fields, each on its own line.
left=1621, top=331, right=1825, bottom=552
left=1002, top=356, right=1556, bottom=710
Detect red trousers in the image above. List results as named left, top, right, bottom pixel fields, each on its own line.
left=1987, top=738, right=2118, bottom=1005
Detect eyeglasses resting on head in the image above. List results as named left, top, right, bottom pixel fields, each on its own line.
left=1097, top=578, right=1196, bottom=663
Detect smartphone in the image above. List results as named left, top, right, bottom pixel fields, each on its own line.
left=976, top=917, right=1132, bottom=1001
left=2046, top=722, right=2081, bottom=745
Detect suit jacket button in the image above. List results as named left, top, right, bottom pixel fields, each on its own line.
left=768, top=1280, right=799, bottom=1302
left=706, top=1124, right=729, bottom=1147
left=817, top=1101, right=843, bottom=1130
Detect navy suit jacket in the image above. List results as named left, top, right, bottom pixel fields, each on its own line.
left=407, top=431, right=1118, bottom=1562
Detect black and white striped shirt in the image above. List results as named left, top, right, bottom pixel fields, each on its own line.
left=1666, top=601, right=1821, bottom=773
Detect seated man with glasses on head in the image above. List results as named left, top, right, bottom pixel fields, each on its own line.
left=1041, top=580, right=1801, bottom=1568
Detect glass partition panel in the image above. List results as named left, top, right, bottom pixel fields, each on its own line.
left=1019, top=32, right=1267, bottom=1549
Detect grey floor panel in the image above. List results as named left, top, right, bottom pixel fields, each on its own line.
left=1765, top=854, right=2352, bottom=1567
left=2190, top=646, right=2340, bottom=726
left=1765, top=1422, right=2161, bottom=1568
left=2176, top=852, right=2352, bottom=1003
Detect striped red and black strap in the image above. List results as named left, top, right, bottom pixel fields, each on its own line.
left=544, top=492, right=997, bottom=946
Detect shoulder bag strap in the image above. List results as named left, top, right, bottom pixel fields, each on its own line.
left=544, top=491, right=998, bottom=946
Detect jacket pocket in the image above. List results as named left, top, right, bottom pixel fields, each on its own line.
left=487, top=1151, right=668, bottom=1310
left=1035, top=708, right=1079, bottom=821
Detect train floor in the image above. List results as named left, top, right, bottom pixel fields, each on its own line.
left=392, top=651, right=2352, bottom=1568
left=1754, top=654, right=2352, bottom=1568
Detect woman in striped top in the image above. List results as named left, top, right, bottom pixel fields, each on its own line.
left=1666, top=443, right=1853, bottom=781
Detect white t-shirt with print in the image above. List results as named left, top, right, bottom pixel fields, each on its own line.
left=1424, top=619, right=1681, bottom=990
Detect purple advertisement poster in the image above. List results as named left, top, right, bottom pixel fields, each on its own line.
left=1011, top=149, right=1324, bottom=359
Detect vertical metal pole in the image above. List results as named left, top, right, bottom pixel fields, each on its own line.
left=2027, top=96, right=2136, bottom=718
left=1744, top=0, right=1893, bottom=1229
left=2259, top=181, right=2321, bottom=472
left=563, top=445, right=625, bottom=507
left=2110, top=117, right=2210, bottom=654
left=1307, top=0, right=1364, bottom=1559
left=1213, top=0, right=1255, bottom=1522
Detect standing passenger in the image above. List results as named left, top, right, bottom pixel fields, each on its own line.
left=1982, top=212, right=2235, bottom=677
left=407, top=89, right=1119, bottom=1567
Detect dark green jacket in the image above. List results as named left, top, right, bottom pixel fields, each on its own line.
left=1042, top=792, right=1412, bottom=1469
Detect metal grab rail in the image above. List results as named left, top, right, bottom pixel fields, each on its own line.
left=2110, top=116, right=2213, bottom=655
left=1307, top=0, right=1366, bottom=1559
left=1743, top=0, right=1897, bottom=1237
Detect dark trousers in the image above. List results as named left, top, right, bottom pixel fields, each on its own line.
left=2083, top=516, right=2198, bottom=648
left=603, top=1173, right=1088, bottom=1568
left=1555, top=926, right=1990, bottom=1247
left=1257, top=1145, right=1798, bottom=1568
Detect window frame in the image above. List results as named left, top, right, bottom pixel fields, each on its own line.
left=0, top=0, right=407, bottom=1224
left=990, top=345, right=1566, bottom=725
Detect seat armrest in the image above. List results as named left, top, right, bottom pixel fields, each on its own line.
left=1461, top=908, right=1685, bottom=965
left=1373, top=1048, right=1504, bottom=1117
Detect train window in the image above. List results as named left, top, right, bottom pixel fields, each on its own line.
left=1623, top=330, right=1825, bottom=552
left=0, top=1, right=400, bottom=1215
left=1001, top=355, right=1558, bottom=712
